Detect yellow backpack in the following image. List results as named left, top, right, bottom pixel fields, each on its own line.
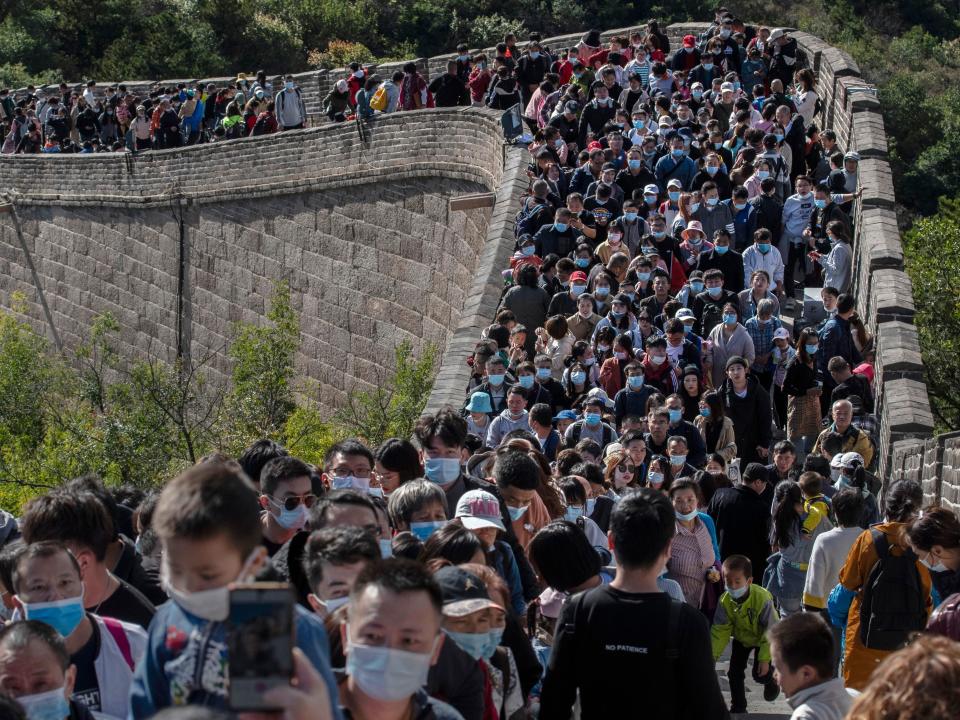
left=369, top=85, right=388, bottom=112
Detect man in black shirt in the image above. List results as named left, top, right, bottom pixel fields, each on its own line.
left=258, top=455, right=317, bottom=557
left=707, top=462, right=773, bottom=582
left=541, top=489, right=727, bottom=719
left=828, top=356, right=874, bottom=414
left=428, top=61, right=469, bottom=107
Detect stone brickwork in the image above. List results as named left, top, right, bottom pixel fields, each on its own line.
left=0, top=110, right=529, bottom=415
left=0, top=23, right=934, bottom=460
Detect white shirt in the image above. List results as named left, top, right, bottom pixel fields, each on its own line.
left=742, top=243, right=785, bottom=287
left=803, top=526, right=862, bottom=609
left=786, top=678, right=854, bottom=720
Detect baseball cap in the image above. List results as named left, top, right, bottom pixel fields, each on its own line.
left=564, top=100, right=579, bottom=113
left=840, top=452, right=864, bottom=470
left=643, top=183, right=660, bottom=195
left=773, top=327, right=791, bottom=340
left=721, top=82, right=735, bottom=93
left=683, top=35, right=696, bottom=48
left=769, top=28, right=786, bottom=41
left=553, top=409, right=578, bottom=422
left=676, top=308, right=696, bottom=322
left=455, top=489, right=506, bottom=532
left=570, top=270, right=588, bottom=283
left=844, top=151, right=861, bottom=162
left=830, top=453, right=846, bottom=470
left=667, top=178, right=683, bottom=189
left=586, top=387, right=614, bottom=409
left=435, top=566, right=504, bottom=617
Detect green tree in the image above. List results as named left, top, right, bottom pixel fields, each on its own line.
left=334, top=340, right=437, bottom=446
left=903, top=197, right=960, bottom=430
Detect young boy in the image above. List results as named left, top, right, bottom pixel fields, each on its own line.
left=798, top=470, right=832, bottom=522
left=129, top=461, right=342, bottom=719
left=711, top=554, right=781, bottom=714
left=767, top=613, right=852, bottom=718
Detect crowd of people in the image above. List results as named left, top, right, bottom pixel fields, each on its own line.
left=0, top=7, right=958, bottom=720
left=0, top=71, right=308, bottom=154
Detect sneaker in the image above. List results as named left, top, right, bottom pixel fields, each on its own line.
left=764, top=681, right=781, bottom=702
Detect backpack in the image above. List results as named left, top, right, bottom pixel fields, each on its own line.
left=514, top=197, right=548, bottom=238
left=567, top=420, right=613, bottom=447
left=369, top=85, right=388, bottom=112
left=251, top=114, right=272, bottom=136
left=858, top=528, right=927, bottom=651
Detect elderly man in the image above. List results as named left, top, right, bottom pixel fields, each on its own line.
left=811, top=399, right=874, bottom=467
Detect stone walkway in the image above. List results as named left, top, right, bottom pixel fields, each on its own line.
left=716, top=642, right=793, bottom=718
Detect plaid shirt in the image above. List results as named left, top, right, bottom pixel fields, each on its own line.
left=744, top=316, right=782, bottom=370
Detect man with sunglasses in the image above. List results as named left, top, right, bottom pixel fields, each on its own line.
left=258, top=456, right=317, bottom=557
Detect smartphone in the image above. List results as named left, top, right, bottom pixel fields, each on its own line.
left=227, top=582, right=295, bottom=712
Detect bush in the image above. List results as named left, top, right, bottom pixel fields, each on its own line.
left=308, top=40, right=376, bottom=70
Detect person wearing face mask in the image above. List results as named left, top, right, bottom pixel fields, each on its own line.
left=667, top=479, right=719, bottom=610
left=671, top=34, right=702, bottom=72
left=128, top=463, right=341, bottom=719
left=0, top=620, right=102, bottom=720
left=654, top=132, right=697, bottom=194
left=907, top=507, right=960, bottom=607
left=692, top=180, right=736, bottom=252
left=334, top=560, right=464, bottom=720
left=9, top=542, right=147, bottom=720
left=563, top=397, right=618, bottom=450
left=697, top=228, right=745, bottom=295
left=688, top=51, right=722, bottom=90
left=516, top=42, right=550, bottom=105
left=485, top=386, right=532, bottom=449
left=809, top=220, right=852, bottom=295
left=612, top=361, right=658, bottom=426
left=256, top=456, right=318, bottom=556
left=274, top=74, right=307, bottom=130
left=577, top=82, right=615, bottom=147
left=615, top=147, right=658, bottom=201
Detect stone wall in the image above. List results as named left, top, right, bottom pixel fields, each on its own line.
left=0, top=110, right=529, bottom=414
left=2, top=23, right=934, bottom=456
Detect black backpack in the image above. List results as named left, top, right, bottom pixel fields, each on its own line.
left=858, top=528, right=927, bottom=651
left=514, top=197, right=549, bottom=238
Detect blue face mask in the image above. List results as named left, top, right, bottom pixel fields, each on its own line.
left=529, top=51, right=540, bottom=59
left=16, top=688, right=71, bottom=720
left=554, top=222, right=568, bottom=232
left=624, top=211, right=638, bottom=222
left=595, top=287, right=610, bottom=298
left=487, top=373, right=505, bottom=386
left=814, top=198, right=827, bottom=209
left=625, top=292, right=636, bottom=302
left=481, top=627, right=505, bottom=659
left=707, top=285, right=723, bottom=297
left=700, top=407, right=711, bottom=417
left=586, top=498, right=596, bottom=515
left=715, top=245, right=729, bottom=255
left=691, top=280, right=704, bottom=292
left=21, top=595, right=85, bottom=637
left=575, top=257, right=590, bottom=268
left=638, top=272, right=651, bottom=282
left=722, top=313, right=737, bottom=325
left=671, top=148, right=685, bottom=158
left=668, top=408, right=682, bottom=424
left=518, top=374, right=535, bottom=389
left=628, top=159, right=642, bottom=170
left=805, top=344, right=819, bottom=355
left=571, top=371, right=587, bottom=385
left=689, top=202, right=700, bottom=213
left=564, top=506, right=584, bottom=522
left=585, top=412, right=601, bottom=426
left=424, top=457, right=461, bottom=485
left=445, top=629, right=491, bottom=660
left=693, top=90, right=703, bottom=100
left=611, top=310, right=625, bottom=320
left=410, top=520, right=447, bottom=541
left=775, top=133, right=784, bottom=142
left=274, top=502, right=308, bottom=530
left=726, top=584, right=749, bottom=600
left=757, top=243, right=771, bottom=254
left=627, top=375, right=645, bottom=390
left=647, top=471, right=665, bottom=486
left=652, top=230, right=667, bottom=239
left=571, top=283, right=587, bottom=297
left=668, top=191, right=681, bottom=202
left=644, top=195, right=658, bottom=206
left=536, top=367, right=552, bottom=380
left=706, top=196, right=719, bottom=205
left=521, top=245, right=535, bottom=256
left=507, top=504, right=528, bottom=521
left=632, top=120, right=644, bottom=129
left=756, top=170, right=770, bottom=180
left=733, top=202, right=746, bottom=211
left=706, top=166, right=719, bottom=176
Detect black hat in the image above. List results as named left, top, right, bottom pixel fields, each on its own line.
left=434, top=566, right=503, bottom=617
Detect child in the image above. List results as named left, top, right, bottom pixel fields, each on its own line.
left=799, top=470, right=832, bottom=522
left=711, top=555, right=781, bottom=714
left=129, top=462, right=342, bottom=719
left=465, top=391, right=493, bottom=438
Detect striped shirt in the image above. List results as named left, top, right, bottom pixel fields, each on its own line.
left=668, top=518, right=716, bottom=608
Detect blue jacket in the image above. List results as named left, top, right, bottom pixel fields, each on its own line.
left=818, top=315, right=862, bottom=374
left=490, top=541, right=526, bottom=616
left=182, top=99, right=205, bottom=132
left=654, top=154, right=696, bottom=193
left=129, top=600, right=342, bottom=720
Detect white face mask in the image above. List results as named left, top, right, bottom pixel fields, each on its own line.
left=346, top=634, right=439, bottom=701
left=161, top=549, right=261, bottom=621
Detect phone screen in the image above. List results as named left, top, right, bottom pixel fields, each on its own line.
left=227, top=583, right=294, bottom=711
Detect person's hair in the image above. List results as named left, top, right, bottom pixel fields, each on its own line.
left=668, top=478, right=701, bottom=502
left=555, top=449, right=582, bottom=477
left=63, top=475, right=122, bottom=541
left=529, top=403, right=553, bottom=426
left=570, top=461, right=605, bottom=488
left=846, top=634, right=960, bottom=719
left=260, top=456, right=313, bottom=497
left=310, top=489, right=377, bottom=530
left=20, top=490, right=114, bottom=562
left=10, top=541, right=80, bottom=594
left=907, top=507, right=960, bottom=552
left=837, top=293, right=856, bottom=314
left=374, top=438, right=422, bottom=484
left=350, top=558, right=443, bottom=616
left=0, top=541, right=24, bottom=596
left=414, top=407, right=467, bottom=450
left=827, top=356, right=850, bottom=374
left=821, top=431, right=845, bottom=457
left=767, top=612, right=834, bottom=680
left=832, top=488, right=865, bottom=528
left=772, top=481, right=803, bottom=549
left=884, top=480, right=923, bottom=522
left=558, top=476, right=587, bottom=505
left=722, top=554, right=752, bottom=578
left=419, top=523, right=483, bottom=565
left=493, top=450, right=541, bottom=491
left=323, top=438, right=374, bottom=473
left=0, top=620, right=70, bottom=670
left=153, top=462, right=263, bottom=557
left=0, top=693, right=25, bottom=720
left=302, top=526, right=380, bottom=592
left=609, top=488, right=674, bottom=569
left=797, top=326, right=819, bottom=364
left=387, top=480, right=446, bottom=527
left=527, top=520, right=601, bottom=591
left=797, top=471, right=822, bottom=497
left=702, top=390, right=725, bottom=420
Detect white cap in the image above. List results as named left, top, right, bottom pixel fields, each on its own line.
left=769, top=28, right=786, bottom=41
left=586, top=387, right=615, bottom=409
left=455, top=489, right=506, bottom=531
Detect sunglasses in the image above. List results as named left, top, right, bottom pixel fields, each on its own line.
left=270, top=493, right=317, bottom=512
